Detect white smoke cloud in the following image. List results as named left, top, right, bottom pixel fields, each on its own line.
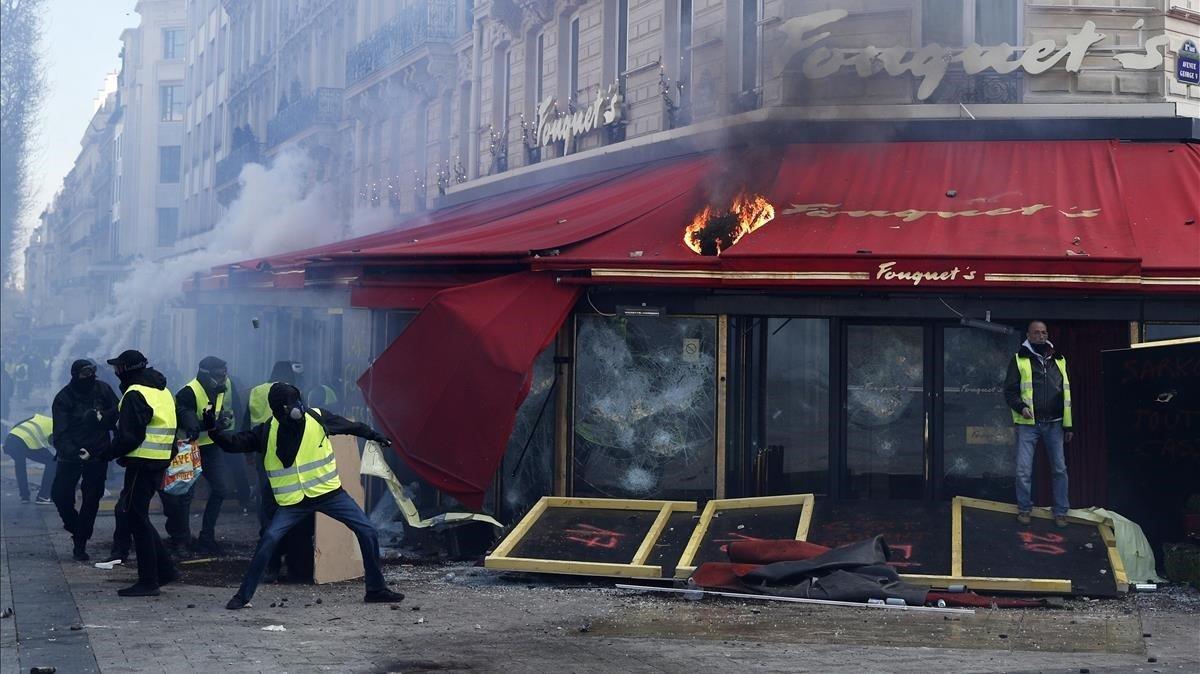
left=50, top=147, right=346, bottom=383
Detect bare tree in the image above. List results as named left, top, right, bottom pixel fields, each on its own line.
left=1, top=0, right=47, bottom=286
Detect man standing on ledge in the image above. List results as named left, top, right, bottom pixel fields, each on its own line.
left=206, top=383, right=404, bottom=609
left=1004, top=320, right=1073, bottom=528
left=103, top=350, right=179, bottom=596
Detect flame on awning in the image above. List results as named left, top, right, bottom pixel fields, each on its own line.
left=683, top=192, right=776, bottom=256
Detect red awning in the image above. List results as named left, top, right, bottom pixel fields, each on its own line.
left=540, top=141, right=1199, bottom=292
left=357, top=272, right=579, bottom=510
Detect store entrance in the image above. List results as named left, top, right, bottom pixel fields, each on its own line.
left=733, top=317, right=1019, bottom=502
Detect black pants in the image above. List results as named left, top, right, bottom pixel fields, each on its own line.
left=51, top=460, right=107, bottom=544
left=159, top=445, right=229, bottom=542
left=4, top=441, right=55, bottom=500
left=117, top=464, right=175, bottom=586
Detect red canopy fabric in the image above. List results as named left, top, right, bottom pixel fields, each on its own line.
left=357, top=272, right=579, bottom=510
left=541, top=141, right=1198, bottom=293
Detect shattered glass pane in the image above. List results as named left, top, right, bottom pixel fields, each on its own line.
left=572, top=315, right=716, bottom=500
left=943, top=325, right=1018, bottom=500
left=765, top=318, right=830, bottom=494
left=493, top=346, right=556, bottom=522
left=846, top=325, right=925, bottom=499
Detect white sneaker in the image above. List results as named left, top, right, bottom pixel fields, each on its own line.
left=34, top=496, right=52, bottom=505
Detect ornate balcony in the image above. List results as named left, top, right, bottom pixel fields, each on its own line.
left=345, top=0, right=458, bottom=87
left=266, top=87, right=343, bottom=148
left=216, top=141, right=263, bottom=187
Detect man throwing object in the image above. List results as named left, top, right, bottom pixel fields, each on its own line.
left=205, top=383, right=404, bottom=609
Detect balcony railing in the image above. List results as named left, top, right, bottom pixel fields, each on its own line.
left=266, top=87, right=343, bottom=148
left=216, top=141, right=263, bottom=186
left=345, top=0, right=457, bottom=87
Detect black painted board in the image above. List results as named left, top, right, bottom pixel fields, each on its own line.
left=961, top=507, right=1118, bottom=597
left=648, top=510, right=702, bottom=577
left=807, top=499, right=952, bottom=576
left=508, top=506, right=657, bottom=564
left=689, top=505, right=805, bottom=568
left=1102, top=342, right=1200, bottom=569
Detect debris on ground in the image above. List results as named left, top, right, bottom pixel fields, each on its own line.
left=261, top=625, right=286, bottom=632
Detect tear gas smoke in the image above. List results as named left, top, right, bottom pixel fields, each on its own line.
left=50, top=148, right=392, bottom=384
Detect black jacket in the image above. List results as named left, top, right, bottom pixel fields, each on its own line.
left=209, top=409, right=384, bottom=506
left=107, top=367, right=173, bottom=469
left=51, top=379, right=119, bottom=462
left=1004, top=342, right=1069, bottom=426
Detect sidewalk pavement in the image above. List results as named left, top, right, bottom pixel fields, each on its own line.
left=3, top=457, right=1199, bottom=673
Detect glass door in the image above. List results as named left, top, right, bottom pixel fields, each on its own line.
left=843, top=324, right=929, bottom=499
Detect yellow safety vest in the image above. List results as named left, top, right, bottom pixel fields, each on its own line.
left=185, top=378, right=227, bottom=446
left=10, top=414, right=53, bottom=451
left=308, top=384, right=339, bottom=406
left=248, top=382, right=273, bottom=425
left=263, top=408, right=340, bottom=506
left=1012, top=354, right=1072, bottom=428
left=120, top=384, right=177, bottom=460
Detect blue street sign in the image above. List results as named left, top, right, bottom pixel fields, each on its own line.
left=1179, top=40, right=1199, bottom=85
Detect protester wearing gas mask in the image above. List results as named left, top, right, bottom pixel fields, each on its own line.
left=102, top=350, right=179, bottom=596
left=50, top=359, right=119, bottom=561
left=162, top=356, right=240, bottom=555
left=205, top=382, right=405, bottom=609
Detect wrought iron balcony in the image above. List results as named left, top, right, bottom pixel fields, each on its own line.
left=345, top=0, right=458, bottom=87
left=266, top=88, right=343, bottom=148
left=216, top=141, right=263, bottom=186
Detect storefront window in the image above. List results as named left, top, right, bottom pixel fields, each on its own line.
left=764, top=318, right=829, bottom=494
left=496, top=346, right=556, bottom=522
left=573, top=315, right=717, bottom=500
left=845, top=325, right=925, bottom=499
left=942, top=326, right=1016, bottom=500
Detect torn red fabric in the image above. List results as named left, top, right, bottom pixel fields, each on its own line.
left=727, top=539, right=831, bottom=564
left=357, top=272, right=579, bottom=510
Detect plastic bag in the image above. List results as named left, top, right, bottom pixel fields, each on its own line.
left=161, top=441, right=203, bottom=495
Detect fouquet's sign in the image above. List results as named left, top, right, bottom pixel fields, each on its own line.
left=779, top=9, right=1173, bottom=100
left=536, top=85, right=624, bottom=151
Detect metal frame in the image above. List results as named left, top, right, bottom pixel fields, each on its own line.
left=674, top=493, right=815, bottom=578
left=484, top=496, right=697, bottom=578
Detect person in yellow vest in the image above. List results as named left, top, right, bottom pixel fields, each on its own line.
left=4, top=413, right=56, bottom=503
left=244, top=360, right=313, bottom=583
left=206, top=382, right=404, bottom=610
left=101, top=350, right=179, bottom=597
left=306, top=383, right=340, bottom=414
left=1004, top=320, right=1074, bottom=528
left=161, top=356, right=237, bottom=555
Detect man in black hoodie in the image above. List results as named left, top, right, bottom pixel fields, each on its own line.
left=207, top=383, right=404, bottom=609
left=103, top=350, right=179, bottom=597
left=161, top=355, right=238, bottom=555
left=50, top=359, right=120, bottom=560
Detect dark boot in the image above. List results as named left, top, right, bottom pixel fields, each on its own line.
left=192, top=535, right=224, bottom=556
left=225, top=594, right=250, bottom=610
left=72, top=540, right=90, bottom=561
left=117, top=583, right=160, bottom=597
left=364, top=588, right=405, bottom=604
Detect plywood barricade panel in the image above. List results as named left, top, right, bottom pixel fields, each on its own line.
left=953, top=496, right=1126, bottom=596
left=484, top=497, right=697, bottom=578
left=675, top=494, right=815, bottom=579
left=313, top=436, right=367, bottom=584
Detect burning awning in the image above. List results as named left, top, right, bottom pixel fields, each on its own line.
left=357, top=272, right=579, bottom=510
left=541, top=141, right=1199, bottom=292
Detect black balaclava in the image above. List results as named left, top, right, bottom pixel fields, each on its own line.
left=268, top=360, right=302, bottom=386
left=69, top=359, right=97, bottom=392
left=267, top=382, right=305, bottom=426
left=197, top=355, right=228, bottom=391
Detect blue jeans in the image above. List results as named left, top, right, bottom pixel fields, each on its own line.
left=1015, top=422, right=1069, bottom=516
left=236, top=490, right=386, bottom=601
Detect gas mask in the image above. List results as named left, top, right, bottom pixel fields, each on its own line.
left=200, top=366, right=228, bottom=390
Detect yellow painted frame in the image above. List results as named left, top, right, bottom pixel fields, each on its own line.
left=674, top=494, right=815, bottom=579
left=485, top=496, right=697, bottom=578
left=953, top=496, right=1127, bottom=593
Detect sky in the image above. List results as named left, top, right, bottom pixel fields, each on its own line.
left=27, top=0, right=138, bottom=232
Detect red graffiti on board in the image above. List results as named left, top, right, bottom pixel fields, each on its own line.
left=1018, top=530, right=1066, bottom=555
left=564, top=523, right=624, bottom=549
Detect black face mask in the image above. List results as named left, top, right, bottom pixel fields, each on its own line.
left=70, top=374, right=96, bottom=390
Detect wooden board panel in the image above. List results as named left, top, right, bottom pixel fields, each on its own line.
left=646, top=510, right=701, bottom=578
left=485, top=497, right=696, bottom=577
left=675, top=494, right=813, bottom=578
left=957, top=497, right=1120, bottom=597
left=314, top=436, right=366, bottom=585
left=806, top=498, right=953, bottom=576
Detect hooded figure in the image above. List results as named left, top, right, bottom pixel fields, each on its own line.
left=206, top=382, right=403, bottom=610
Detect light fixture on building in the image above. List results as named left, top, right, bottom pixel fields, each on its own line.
left=960, top=317, right=1015, bottom=336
